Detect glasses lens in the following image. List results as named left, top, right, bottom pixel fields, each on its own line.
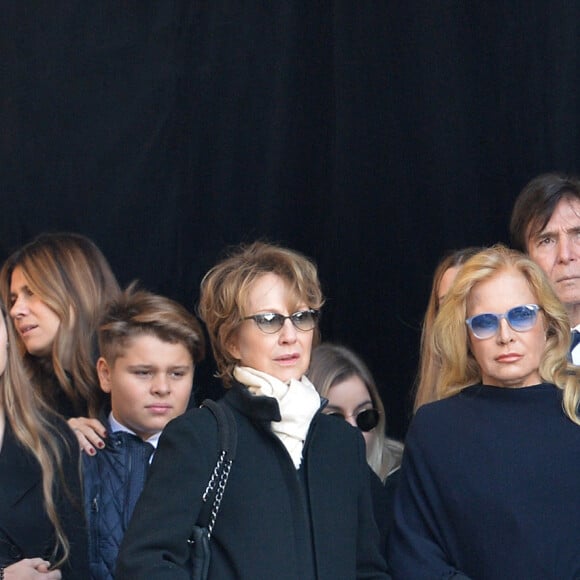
left=469, top=313, right=499, bottom=339
left=254, top=313, right=284, bottom=333
left=356, top=409, right=380, bottom=432
left=291, top=309, right=318, bottom=331
left=507, top=305, right=538, bottom=331
left=467, top=304, right=540, bottom=339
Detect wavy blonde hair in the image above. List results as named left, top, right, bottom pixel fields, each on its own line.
left=0, top=301, right=73, bottom=566
left=308, top=343, right=403, bottom=482
left=431, top=244, right=580, bottom=425
left=0, top=232, right=120, bottom=416
left=413, top=247, right=483, bottom=412
left=198, top=241, right=324, bottom=386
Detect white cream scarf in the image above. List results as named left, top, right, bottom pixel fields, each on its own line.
left=233, top=366, right=321, bottom=469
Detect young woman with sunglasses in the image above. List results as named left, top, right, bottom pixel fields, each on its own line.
left=309, top=343, right=403, bottom=481
left=117, top=241, right=388, bottom=579
left=308, top=343, right=403, bottom=553
left=388, top=245, right=580, bottom=579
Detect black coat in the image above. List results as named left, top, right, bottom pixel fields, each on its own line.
left=117, top=383, right=389, bottom=579
left=0, top=417, right=89, bottom=578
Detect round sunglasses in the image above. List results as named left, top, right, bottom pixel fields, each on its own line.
left=326, top=408, right=380, bottom=432
left=243, top=309, right=319, bottom=334
left=465, top=304, right=541, bottom=340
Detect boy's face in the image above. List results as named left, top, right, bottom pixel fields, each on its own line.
left=97, top=334, right=194, bottom=441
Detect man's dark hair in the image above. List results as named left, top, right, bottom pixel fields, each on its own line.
left=510, top=173, right=580, bottom=252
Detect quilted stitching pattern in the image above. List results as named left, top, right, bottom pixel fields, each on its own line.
left=83, top=432, right=154, bottom=580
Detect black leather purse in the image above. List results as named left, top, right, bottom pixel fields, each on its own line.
left=188, top=399, right=237, bottom=580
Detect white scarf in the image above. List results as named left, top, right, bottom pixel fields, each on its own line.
left=233, top=366, right=321, bottom=469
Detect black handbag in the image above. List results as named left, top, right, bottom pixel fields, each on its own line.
left=188, top=399, right=238, bottom=580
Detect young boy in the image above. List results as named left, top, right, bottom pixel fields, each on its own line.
left=82, top=285, right=205, bottom=580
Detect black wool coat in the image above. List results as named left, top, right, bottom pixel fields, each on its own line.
left=0, top=418, right=89, bottom=578
left=117, top=383, right=389, bottom=579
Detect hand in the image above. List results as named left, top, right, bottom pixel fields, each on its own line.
left=3, top=558, right=62, bottom=579
left=68, top=416, right=107, bottom=455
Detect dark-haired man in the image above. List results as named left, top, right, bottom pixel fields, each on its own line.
left=510, top=172, right=580, bottom=362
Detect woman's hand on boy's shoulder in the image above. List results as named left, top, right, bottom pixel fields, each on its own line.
left=68, top=417, right=107, bottom=456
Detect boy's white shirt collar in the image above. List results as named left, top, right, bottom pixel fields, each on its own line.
left=108, top=411, right=161, bottom=449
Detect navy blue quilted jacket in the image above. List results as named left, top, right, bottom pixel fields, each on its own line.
left=82, top=423, right=154, bottom=580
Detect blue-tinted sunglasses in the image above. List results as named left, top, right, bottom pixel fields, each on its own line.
left=465, top=304, right=541, bottom=339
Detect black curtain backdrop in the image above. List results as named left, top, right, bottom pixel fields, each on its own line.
left=3, top=2, right=580, bottom=439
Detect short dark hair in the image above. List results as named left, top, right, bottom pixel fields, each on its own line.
left=510, top=172, right=580, bottom=252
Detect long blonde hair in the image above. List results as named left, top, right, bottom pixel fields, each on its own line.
left=413, top=247, right=483, bottom=412
left=432, top=245, right=580, bottom=425
left=0, top=302, right=73, bottom=566
left=308, top=343, right=403, bottom=482
left=0, top=232, right=120, bottom=416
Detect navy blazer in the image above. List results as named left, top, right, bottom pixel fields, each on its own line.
left=0, top=418, right=89, bottom=578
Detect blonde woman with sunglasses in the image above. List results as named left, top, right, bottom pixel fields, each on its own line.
left=308, top=343, right=403, bottom=554
left=388, top=245, right=580, bottom=579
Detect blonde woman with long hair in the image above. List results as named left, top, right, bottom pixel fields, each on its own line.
left=0, top=232, right=120, bottom=455
left=0, top=300, right=88, bottom=578
left=308, top=343, right=403, bottom=480
left=413, top=247, right=482, bottom=412
left=389, top=245, right=580, bottom=579
left=308, top=343, right=403, bottom=554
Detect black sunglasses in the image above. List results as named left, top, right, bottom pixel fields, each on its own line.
left=327, top=408, right=380, bottom=432
left=243, top=309, right=319, bottom=334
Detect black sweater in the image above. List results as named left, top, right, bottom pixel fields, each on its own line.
left=388, top=383, right=580, bottom=580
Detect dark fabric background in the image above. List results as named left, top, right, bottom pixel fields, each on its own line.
left=2, top=2, right=580, bottom=439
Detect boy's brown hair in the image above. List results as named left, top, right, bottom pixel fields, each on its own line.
left=98, top=283, right=205, bottom=367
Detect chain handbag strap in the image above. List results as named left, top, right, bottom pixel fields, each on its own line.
left=206, top=452, right=233, bottom=537
left=195, top=400, right=238, bottom=539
